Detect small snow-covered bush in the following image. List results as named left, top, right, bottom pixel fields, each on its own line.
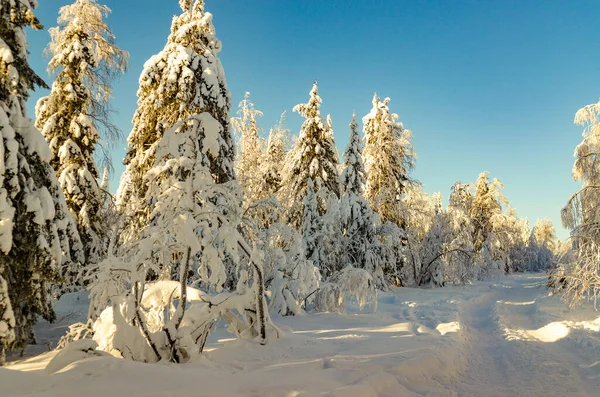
left=93, top=278, right=274, bottom=363
left=57, top=322, right=95, bottom=350
left=262, top=223, right=320, bottom=316
left=93, top=281, right=208, bottom=363
left=314, top=267, right=377, bottom=314
left=334, top=266, right=377, bottom=312
left=314, top=283, right=344, bottom=313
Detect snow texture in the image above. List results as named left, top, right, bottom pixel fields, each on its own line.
left=4, top=274, right=600, bottom=396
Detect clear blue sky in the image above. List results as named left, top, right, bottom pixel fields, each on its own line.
left=25, top=0, right=600, bottom=239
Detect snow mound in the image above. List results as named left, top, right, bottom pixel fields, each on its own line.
left=46, top=339, right=111, bottom=374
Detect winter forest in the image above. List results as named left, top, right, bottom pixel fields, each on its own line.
left=2, top=1, right=600, bottom=396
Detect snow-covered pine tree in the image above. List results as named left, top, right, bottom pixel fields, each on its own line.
left=117, top=0, right=234, bottom=237
left=89, top=2, right=275, bottom=362
left=0, top=0, right=83, bottom=364
left=363, top=94, right=415, bottom=227
left=35, top=0, right=128, bottom=270
left=526, top=219, right=556, bottom=272
left=339, top=114, right=382, bottom=284
left=263, top=111, right=289, bottom=198
left=281, top=81, right=340, bottom=228
left=232, top=92, right=265, bottom=208
left=92, top=114, right=273, bottom=362
left=302, top=178, right=326, bottom=272
left=470, top=171, right=506, bottom=252
left=340, top=115, right=366, bottom=198
left=525, top=226, right=540, bottom=271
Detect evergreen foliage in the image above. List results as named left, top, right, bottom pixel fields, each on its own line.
left=281, top=81, right=340, bottom=228
left=35, top=0, right=128, bottom=269
left=0, top=0, right=83, bottom=364
left=363, top=94, right=415, bottom=227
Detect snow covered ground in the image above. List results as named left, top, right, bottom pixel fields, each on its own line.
left=2, top=274, right=600, bottom=397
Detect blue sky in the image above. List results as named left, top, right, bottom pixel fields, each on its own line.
left=25, top=0, right=600, bottom=239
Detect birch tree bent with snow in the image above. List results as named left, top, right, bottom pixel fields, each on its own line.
left=556, top=100, right=600, bottom=306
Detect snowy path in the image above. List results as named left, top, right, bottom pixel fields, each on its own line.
left=2, top=274, right=600, bottom=397
left=453, top=277, right=594, bottom=396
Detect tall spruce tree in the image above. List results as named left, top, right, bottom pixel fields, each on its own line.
left=363, top=94, right=415, bottom=227
left=116, top=112, right=270, bottom=360
left=339, top=114, right=380, bottom=278
left=35, top=0, right=128, bottom=268
left=281, top=81, right=340, bottom=228
left=90, top=0, right=273, bottom=360
left=117, top=0, right=234, bottom=237
left=340, top=114, right=366, bottom=197
left=0, top=0, right=83, bottom=365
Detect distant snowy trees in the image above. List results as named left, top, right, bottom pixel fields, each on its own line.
left=232, top=92, right=265, bottom=208
left=35, top=0, right=128, bottom=276
left=441, top=182, right=477, bottom=284
left=263, top=112, right=289, bottom=198
left=228, top=85, right=544, bottom=292
left=470, top=172, right=505, bottom=252
left=527, top=219, right=556, bottom=272
left=0, top=0, right=84, bottom=364
left=412, top=176, right=549, bottom=286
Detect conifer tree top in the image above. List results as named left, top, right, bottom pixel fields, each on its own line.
left=288, top=80, right=340, bottom=197
left=293, top=81, right=322, bottom=122
left=341, top=113, right=366, bottom=196
left=170, top=0, right=221, bottom=56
